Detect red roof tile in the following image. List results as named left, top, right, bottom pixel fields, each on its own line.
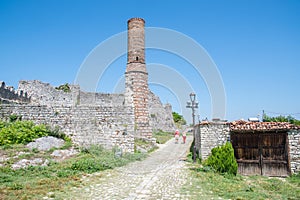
left=230, top=120, right=300, bottom=132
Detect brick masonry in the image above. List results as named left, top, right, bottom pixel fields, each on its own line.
left=125, top=18, right=153, bottom=138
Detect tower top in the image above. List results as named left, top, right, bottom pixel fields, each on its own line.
left=127, top=18, right=145, bottom=24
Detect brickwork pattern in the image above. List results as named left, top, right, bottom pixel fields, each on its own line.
left=125, top=18, right=152, bottom=138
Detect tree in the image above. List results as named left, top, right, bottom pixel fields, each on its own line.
left=263, top=114, right=300, bottom=126
left=172, top=112, right=186, bottom=125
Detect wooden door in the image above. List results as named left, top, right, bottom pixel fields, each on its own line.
left=261, top=133, right=289, bottom=176
left=231, top=132, right=289, bottom=176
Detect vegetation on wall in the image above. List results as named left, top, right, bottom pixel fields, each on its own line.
left=55, top=83, right=71, bottom=93
left=172, top=112, right=186, bottom=125
left=263, top=114, right=300, bottom=126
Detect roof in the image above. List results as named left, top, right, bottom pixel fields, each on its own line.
left=230, top=120, right=300, bottom=132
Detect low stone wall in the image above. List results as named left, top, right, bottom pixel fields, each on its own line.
left=195, top=122, right=230, bottom=160
left=0, top=104, right=135, bottom=153
left=288, top=130, right=300, bottom=174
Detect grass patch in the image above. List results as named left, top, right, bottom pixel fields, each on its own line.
left=181, top=164, right=300, bottom=200
left=0, top=145, right=146, bottom=200
left=153, top=130, right=173, bottom=144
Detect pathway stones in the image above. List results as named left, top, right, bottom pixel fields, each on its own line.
left=57, top=135, right=207, bottom=200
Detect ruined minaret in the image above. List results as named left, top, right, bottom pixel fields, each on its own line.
left=125, top=18, right=152, bottom=138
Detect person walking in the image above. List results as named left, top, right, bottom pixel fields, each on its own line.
left=182, top=131, right=187, bottom=144
left=174, top=129, right=180, bottom=144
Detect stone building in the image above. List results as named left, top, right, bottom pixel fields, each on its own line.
left=0, top=18, right=176, bottom=152
left=195, top=120, right=300, bottom=175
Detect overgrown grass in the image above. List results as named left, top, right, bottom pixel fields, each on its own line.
left=134, top=138, right=158, bottom=153
left=182, top=164, right=300, bottom=200
left=0, top=145, right=146, bottom=200
left=153, top=130, right=173, bottom=144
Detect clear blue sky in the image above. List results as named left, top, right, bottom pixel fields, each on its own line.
left=1, top=0, right=300, bottom=122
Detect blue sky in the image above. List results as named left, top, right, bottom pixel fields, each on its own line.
left=1, top=0, right=300, bottom=122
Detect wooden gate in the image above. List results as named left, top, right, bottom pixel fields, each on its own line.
left=231, top=132, right=290, bottom=176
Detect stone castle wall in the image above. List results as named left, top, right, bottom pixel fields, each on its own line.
left=0, top=79, right=175, bottom=151
left=18, top=80, right=79, bottom=106
left=149, top=91, right=175, bottom=133
left=0, top=81, right=30, bottom=104
left=79, top=92, right=125, bottom=106
left=0, top=104, right=135, bottom=152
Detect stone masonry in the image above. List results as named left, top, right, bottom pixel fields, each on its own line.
left=288, top=130, right=300, bottom=174
left=195, top=120, right=300, bottom=174
left=195, top=121, right=230, bottom=160
left=149, top=91, right=176, bottom=133
left=0, top=81, right=30, bottom=104
left=0, top=104, right=135, bottom=152
left=0, top=18, right=176, bottom=152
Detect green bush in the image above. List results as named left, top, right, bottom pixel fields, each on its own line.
left=203, top=142, right=238, bottom=175
left=55, top=83, right=71, bottom=93
left=0, top=117, right=66, bottom=146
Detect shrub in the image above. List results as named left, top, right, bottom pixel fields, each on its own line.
left=55, top=83, right=71, bottom=93
left=0, top=120, right=49, bottom=145
left=203, top=142, right=238, bottom=175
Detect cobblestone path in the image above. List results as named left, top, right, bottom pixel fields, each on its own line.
left=61, top=135, right=194, bottom=200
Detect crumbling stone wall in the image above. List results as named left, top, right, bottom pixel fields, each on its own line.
left=288, top=130, right=300, bottom=174
left=149, top=91, right=175, bottom=133
left=18, top=80, right=79, bottom=106
left=0, top=104, right=135, bottom=153
left=0, top=81, right=30, bottom=104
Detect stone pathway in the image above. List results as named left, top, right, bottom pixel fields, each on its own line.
left=60, top=135, right=194, bottom=200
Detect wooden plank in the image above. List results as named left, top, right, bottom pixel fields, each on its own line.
left=231, top=131, right=289, bottom=177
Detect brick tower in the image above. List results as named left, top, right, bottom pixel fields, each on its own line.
left=125, top=18, right=152, bottom=138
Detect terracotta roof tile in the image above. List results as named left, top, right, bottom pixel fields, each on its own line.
left=230, top=120, right=300, bottom=132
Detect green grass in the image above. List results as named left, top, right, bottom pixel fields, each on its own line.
left=153, top=130, right=173, bottom=144
left=182, top=164, right=300, bottom=200
left=0, top=145, right=146, bottom=200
